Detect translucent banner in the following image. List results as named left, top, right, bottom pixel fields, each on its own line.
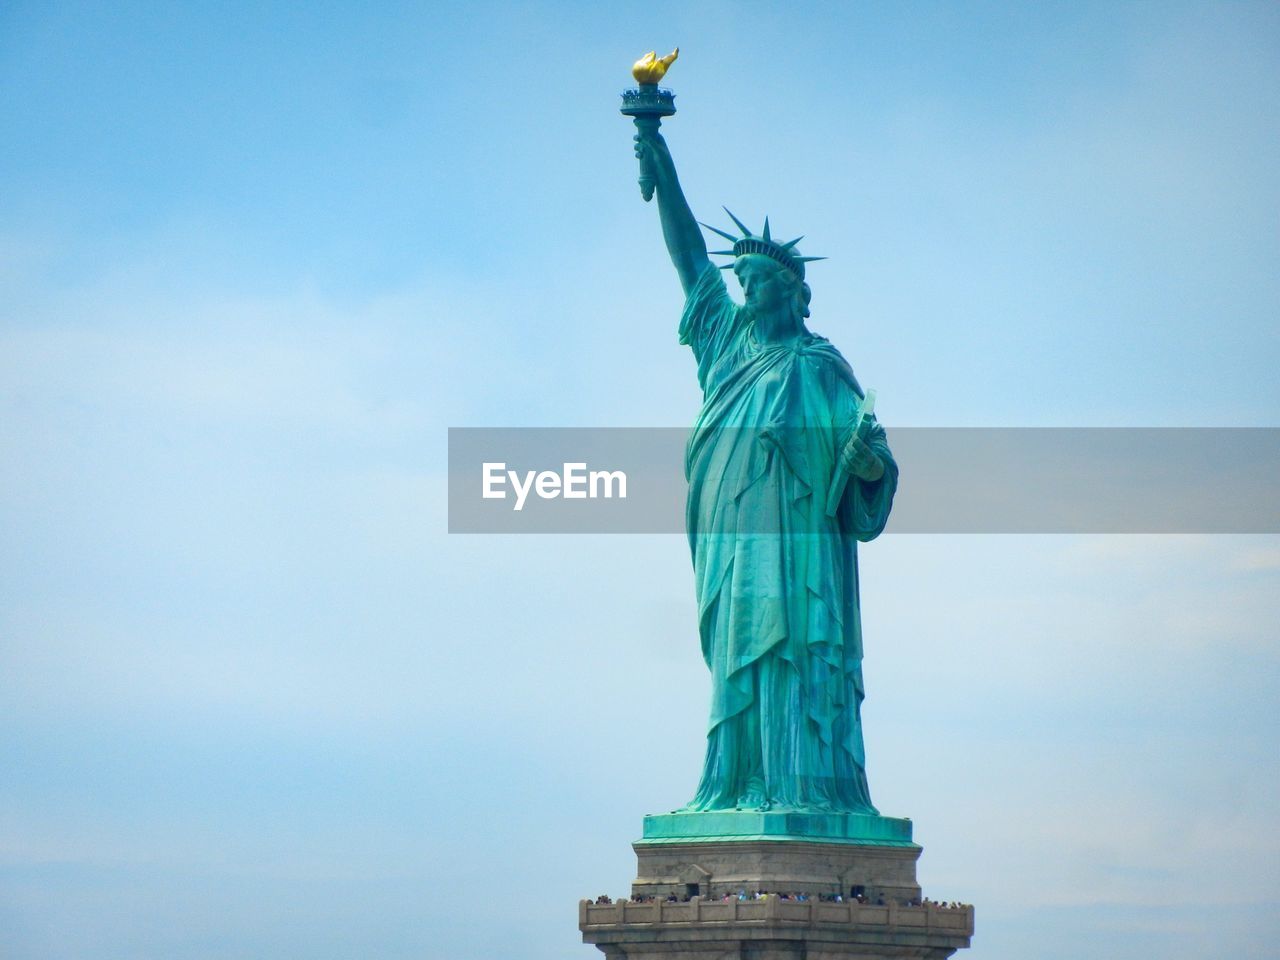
left=447, top=428, right=1279, bottom=534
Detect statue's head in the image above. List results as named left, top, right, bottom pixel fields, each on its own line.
left=701, top=209, right=821, bottom=326
left=733, top=255, right=811, bottom=324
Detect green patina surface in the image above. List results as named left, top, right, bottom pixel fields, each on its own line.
left=622, top=57, right=900, bottom=836
left=639, top=811, right=916, bottom=847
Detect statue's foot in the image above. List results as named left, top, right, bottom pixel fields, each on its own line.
left=737, top=778, right=766, bottom=810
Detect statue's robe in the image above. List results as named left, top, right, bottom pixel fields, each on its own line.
left=680, top=264, right=897, bottom=813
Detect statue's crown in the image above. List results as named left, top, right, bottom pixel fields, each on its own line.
left=701, top=209, right=826, bottom=281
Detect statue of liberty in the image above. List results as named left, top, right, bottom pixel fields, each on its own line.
left=631, top=71, right=898, bottom=817
left=582, top=57, right=971, bottom=955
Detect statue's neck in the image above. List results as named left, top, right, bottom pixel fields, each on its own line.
left=750, top=306, right=805, bottom=344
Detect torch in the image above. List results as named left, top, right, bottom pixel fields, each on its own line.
left=620, top=48, right=678, bottom=202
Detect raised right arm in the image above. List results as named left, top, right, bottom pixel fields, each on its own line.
left=634, top=129, right=712, bottom=295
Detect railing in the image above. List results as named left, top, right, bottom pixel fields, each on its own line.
left=580, top=897, right=974, bottom=936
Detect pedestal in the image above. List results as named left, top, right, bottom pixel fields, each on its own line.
left=580, top=892, right=974, bottom=960
left=580, top=814, right=973, bottom=959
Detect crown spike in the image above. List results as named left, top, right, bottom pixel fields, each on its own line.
left=761, top=217, right=771, bottom=242
left=718, top=263, right=735, bottom=270
left=708, top=250, right=736, bottom=257
left=796, top=256, right=827, bottom=264
left=780, top=236, right=804, bottom=250
left=722, top=207, right=753, bottom=238
left=698, top=221, right=739, bottom=243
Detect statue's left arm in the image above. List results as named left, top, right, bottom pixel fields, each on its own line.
left=838, top=417, right=898, bottom=541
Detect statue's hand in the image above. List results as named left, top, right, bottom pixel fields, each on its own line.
left=840, top=434, right=885, bottom=482
left=633, top=130, right=675, bottom=182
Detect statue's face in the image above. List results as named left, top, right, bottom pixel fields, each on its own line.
left=734, top=255, right=792, bottom=313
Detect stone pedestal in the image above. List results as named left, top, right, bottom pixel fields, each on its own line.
left=580, top=893, right=974, bottom=959
left=580, top=814, right=973, bottom=959
left=631, top=839, right=923, bottom=906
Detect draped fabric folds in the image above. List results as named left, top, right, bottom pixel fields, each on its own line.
left=679, top=265, right=897, bottom=814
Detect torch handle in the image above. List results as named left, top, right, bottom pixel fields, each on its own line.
left=632, top=116, right=662, bottom=202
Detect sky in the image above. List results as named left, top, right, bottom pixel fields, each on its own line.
left=1, top=2, right=1278, bottom=958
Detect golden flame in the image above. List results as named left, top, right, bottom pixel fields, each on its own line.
left=631, top=47, right=678, bottom=84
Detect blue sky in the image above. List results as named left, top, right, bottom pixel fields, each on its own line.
left=2, top=2, right=1278, bottom=959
